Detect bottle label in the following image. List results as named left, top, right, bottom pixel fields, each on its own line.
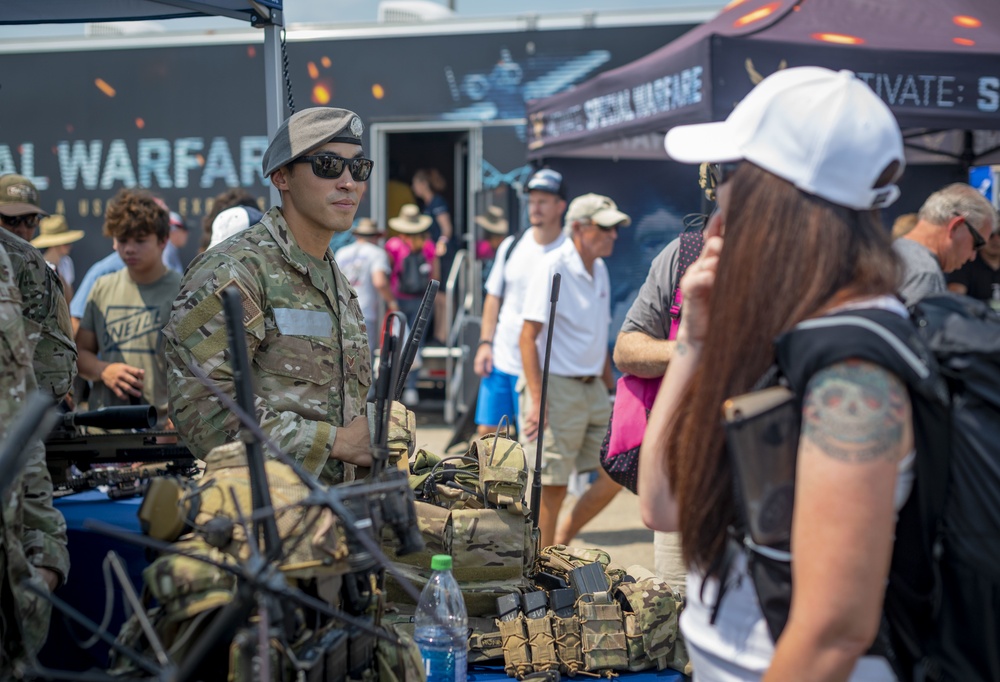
left=421, top=645, right=467, bottom=681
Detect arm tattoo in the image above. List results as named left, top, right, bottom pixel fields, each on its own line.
left=676, top=341, right=688, bottom=356
left=801, top=360, right=909, bottom=463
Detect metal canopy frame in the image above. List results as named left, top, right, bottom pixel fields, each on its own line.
left=3, top=0, right=289, bottom=202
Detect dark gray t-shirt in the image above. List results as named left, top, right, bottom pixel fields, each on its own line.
left=893, top=238, right=945, bottom=306
left=620, top=238, right=681, bottom=339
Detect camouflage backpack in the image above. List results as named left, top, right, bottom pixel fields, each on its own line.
left=382, top=433, right=536, bottom=619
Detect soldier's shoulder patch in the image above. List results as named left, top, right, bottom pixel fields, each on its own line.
left=215, top=278, right=264, bottom=330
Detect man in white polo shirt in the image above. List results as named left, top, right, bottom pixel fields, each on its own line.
left=518, top=193, right=629, bottom=549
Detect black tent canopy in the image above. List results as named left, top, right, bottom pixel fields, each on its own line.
left=526, top=0, right=1000, bottom=166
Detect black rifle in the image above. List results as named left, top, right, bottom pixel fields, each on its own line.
left=45, top=405, right=192, bottom=488
left=393, top=279, right=440, bottom=401
left=530, top=273, right=561, bottom=529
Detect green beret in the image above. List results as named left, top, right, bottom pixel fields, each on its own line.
left=262, top=107, right=365, bottom=178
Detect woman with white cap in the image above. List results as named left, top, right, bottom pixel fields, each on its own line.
left=639, top=67, right=921, bottom=681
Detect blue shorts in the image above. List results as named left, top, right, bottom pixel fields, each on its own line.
left=475, top=367, right=519, bottom=430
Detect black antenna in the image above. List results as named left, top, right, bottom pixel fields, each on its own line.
left=530, top=273, right=561, bottom=529
left=220, top=287, right=282, bottom=562
left=393, top=279, right=440, bottom=401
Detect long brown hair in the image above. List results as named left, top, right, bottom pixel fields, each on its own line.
left=665, top=163, right=900, bottom=574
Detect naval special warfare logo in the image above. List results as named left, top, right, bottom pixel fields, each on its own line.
left=350, top=116, right=364, bottom=138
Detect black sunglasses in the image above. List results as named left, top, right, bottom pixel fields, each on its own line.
left=1, top=213, right=41, bottom=229
left=709, top=162, right=742, bottom=188
left=956, top=213, right=986, bottom=251
left=294, top=154, right=373, bottom=182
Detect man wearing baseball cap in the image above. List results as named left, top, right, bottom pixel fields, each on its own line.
left=473, top=168, right=568, bottom=438
left=164, top=107, right=376, bottom=484
left=0, top=174, right=48, bottom=242
left=518, top=192, right=630, bottom=549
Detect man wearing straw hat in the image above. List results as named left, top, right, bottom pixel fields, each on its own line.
left=164, top=107, right=377, bottom=483
left=336, top=217, right=397, bottom=358
left=32, top=214, right=84, bottom=300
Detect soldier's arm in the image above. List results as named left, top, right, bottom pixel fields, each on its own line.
left=163, top=255, right=347, bottom=475
left=31, top=269, right=77, bottom=402
left=19, top=436, right=70, bottom=587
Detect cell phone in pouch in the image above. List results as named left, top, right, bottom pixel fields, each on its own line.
left=723, top=385, right=799, bottom=548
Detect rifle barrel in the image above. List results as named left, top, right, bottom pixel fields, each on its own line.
left=530, top=273, right=561, bottom=529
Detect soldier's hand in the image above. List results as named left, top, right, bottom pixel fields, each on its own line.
left=101, top=363, right=145, bottom=400
left=332, top=417, right=374, bottom=467
left=474, top=343, right=493, bottom=377
left=37, top=567, right=59, bottom=592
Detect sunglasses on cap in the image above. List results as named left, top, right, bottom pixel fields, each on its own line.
left=294, top=154, right=373, bottom=182
left=955, top=212, right=986, bottom=251
left=709, top=162, right=742, bottom=188
left=1, top=214, right=42, bottom=229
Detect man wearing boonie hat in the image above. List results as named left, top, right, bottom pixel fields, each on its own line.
left=335, top=217, right=397, bottom=360
left=474, top=169, right=568, bottom=439
left=518, top=192, right=631, bottom=549
left=0, top=174, right=48, bottom=242
left=32, top=214, right=85, bottom=299
left=164, top=107, right=378, bottom=484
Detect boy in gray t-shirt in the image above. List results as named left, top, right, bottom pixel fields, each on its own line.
left=76, top=189, right=181, bottom=425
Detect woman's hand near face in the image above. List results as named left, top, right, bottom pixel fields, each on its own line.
left=676, top=213, right=723, bottom=346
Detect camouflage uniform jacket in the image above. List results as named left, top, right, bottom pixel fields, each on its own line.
left=0, top=228, right=76, bottom=401
left=0, top=244, right=71, bottom=666
left=163, top=207, right=372, bottom=485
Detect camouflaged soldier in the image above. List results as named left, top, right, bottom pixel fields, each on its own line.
left=0, top=241, right=71, bottom=673
left=0, top=175, right=77, bottom=402
left=163, top=108, right=375, bottom=484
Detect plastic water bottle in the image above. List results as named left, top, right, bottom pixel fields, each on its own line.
left=414, top=554, right=468, bottom=682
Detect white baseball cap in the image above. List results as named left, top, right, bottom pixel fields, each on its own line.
left=664, top=67, right=905, bottom=211
left=209, top=206, right=263, bottom=249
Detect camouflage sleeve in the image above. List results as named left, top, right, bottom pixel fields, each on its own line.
left=19, top=435, right=70, bottom=584
left=14, top=251, right=77, bottom=401
left=163, top=253, right=340, bottom=472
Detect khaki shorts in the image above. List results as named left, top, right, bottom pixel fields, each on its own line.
left=518, top=374, right=611, bottom=486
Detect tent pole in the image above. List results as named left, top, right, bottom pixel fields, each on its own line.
left=263, top=23, right=288, bottom=207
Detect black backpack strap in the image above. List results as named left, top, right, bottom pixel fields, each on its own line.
left=667, top=230, right=704, bottom=324
left=495, top=228, right=528, bottom=298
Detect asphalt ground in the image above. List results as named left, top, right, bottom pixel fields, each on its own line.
left=410, top=408, right=655, bottom=574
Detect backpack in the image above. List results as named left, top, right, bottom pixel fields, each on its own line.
left=728, top=293, right=1000, bottom=682
left=397, top=250, right=430, bottom=296
left=600, top=230, right=704, bottom=493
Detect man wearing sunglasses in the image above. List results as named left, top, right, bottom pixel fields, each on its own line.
left=164, top=107, right=377, bottom=485
left=518, top=192, right=631, bottom=549
left=893, top=182, right=995, bottom=306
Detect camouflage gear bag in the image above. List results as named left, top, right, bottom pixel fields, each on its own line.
left=382, top=433, right=536, bottom=617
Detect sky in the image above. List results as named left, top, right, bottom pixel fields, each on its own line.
left=0, top=0, right=726, bottom=38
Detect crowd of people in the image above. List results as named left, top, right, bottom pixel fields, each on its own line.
left=0, top=63, right=997, bottom=679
